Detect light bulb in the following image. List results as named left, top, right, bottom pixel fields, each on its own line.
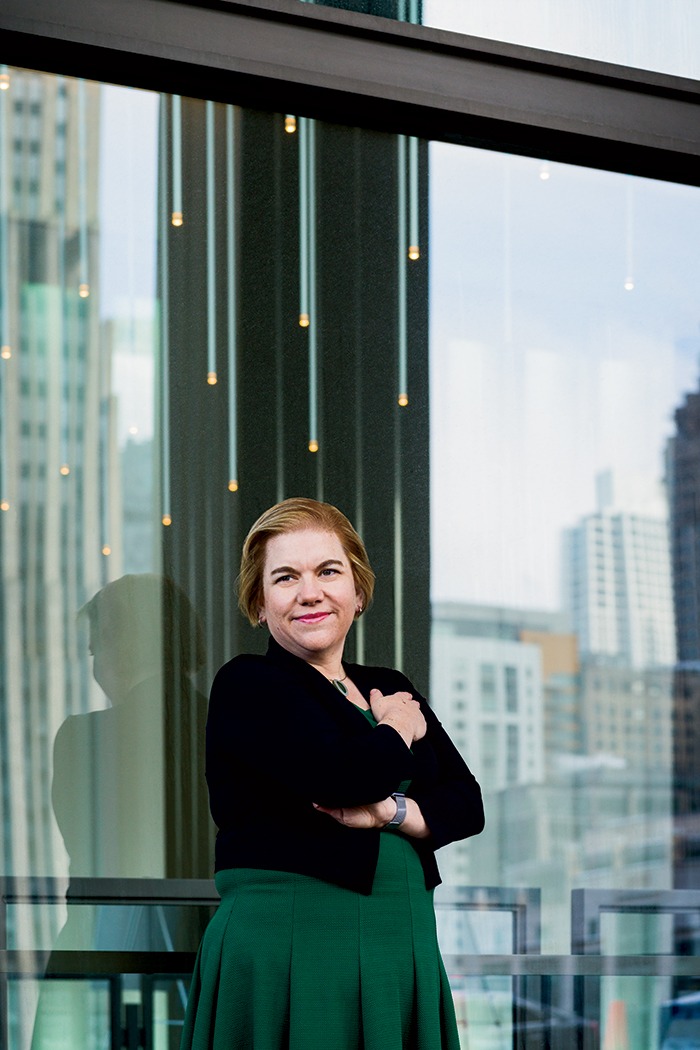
left=539, top=163, right=550, bottom=181
left=408, top=246, right=420, bottom=261
left=285, top=116, right=297, bottom=134
left=1, top=345, right=11, bottom=360
left=624, top=278, right=635, bottom=291
left=171, top=211, right=183, bottom=227
left=128, top=425, right=138, bottom=435
left=308, top=440, right=319, bottom=453
left=101, top=545, right=111, bottom=556
left=0, top=499, right=9, bottom=511
left=162, top=514, right=172, bottom=526
left=78, top=283, right=90, bottom=298
left=207, top=371, right=218, bottom=385
left=59, top=464, right=70, bottom=476
left=299, top=313, right=310, bottom=328
left=398, top=394, right=409, bottom=407
left=228, top=480, right=239, bottom=492
left=0, top=73, right=9, bottom=91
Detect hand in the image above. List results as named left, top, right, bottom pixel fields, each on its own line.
left=313, top=798, right=396, bottom=829
left=370, top=688, right=426, bottom=745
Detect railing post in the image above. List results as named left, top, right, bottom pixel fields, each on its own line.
left=123, top=1001, right=142, bottom=1050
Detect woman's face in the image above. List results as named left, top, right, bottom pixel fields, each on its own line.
left=259, top=528, right=361, bottom=668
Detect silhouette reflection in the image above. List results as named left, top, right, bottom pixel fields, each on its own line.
left=31, top=575, right=211, bottom=1050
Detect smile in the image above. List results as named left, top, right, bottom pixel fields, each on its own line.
left=294, top=612, right=331, bottom=623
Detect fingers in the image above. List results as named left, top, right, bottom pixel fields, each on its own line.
left=371, top=688, right=415, bottom=705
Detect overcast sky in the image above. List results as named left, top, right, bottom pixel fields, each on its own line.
left=429, top=145, right=700, bottom=608
left=423, top=0, right=700, bottom=80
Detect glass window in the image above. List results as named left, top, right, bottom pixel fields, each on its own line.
left=2, top=47, right=700, bottom=1050
left=479, top=663, right=497, bottom=710
left=428, top=137, right=698, bottom=1045
left=504, top=665, right=518, bottom=712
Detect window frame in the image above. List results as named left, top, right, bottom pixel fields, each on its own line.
left=1, top=0, right=699, bottom=185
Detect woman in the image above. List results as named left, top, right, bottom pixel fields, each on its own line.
left=181, top=498, right=484, bottom=1050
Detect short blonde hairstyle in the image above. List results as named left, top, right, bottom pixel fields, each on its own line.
left=238, top=498, right=375, bottom=627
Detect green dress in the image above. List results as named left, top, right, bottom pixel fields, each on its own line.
left=180, top=710, right=460, bottom=1050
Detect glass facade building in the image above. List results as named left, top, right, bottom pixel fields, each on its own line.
left=1, top=1, right=700, bottom=1047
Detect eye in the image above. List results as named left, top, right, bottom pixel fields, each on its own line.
left=273, top=573, right=294, bottom=584
left=320, top=567, right=339, bottom=577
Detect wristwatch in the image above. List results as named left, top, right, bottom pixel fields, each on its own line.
left=387, top=792, right=407, bottom=827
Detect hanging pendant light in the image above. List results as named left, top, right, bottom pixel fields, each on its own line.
left=226, top=104, right=238, bottom=492
left=298, top=117, right=318, bottom=452
left=60, top=79, right=74, bottom=479
left=0, top=71, right=6, bottom=507
left=171, top=94, right=183, bottom=226
left=298, top=117, right=310, bottom=330
left=408, top=136, right=420, bottom=261
left=159, top=96, right=172, bottom=528
left=77, top=80, right=89, bottom=298
left=0, top=67, right=10, bottom=364
left=397, top=135, right=408, bottom=408
left=206, top=100, right=217, bottom=386
left=307, top=118, right=318, bottom=455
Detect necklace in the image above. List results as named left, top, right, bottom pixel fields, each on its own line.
left=329, top=672, right=348, bottom=697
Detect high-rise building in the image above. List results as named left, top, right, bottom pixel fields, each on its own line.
left=430, top=602, right=572, bottom=886
left=562, top=469, right=676, bottom=670
left=667, top=386, right=700, bottom=663
left=0, top=71, right=105, bottom=892
left=667, top=380, right=700, bottom=889
left=578, top=661, right=672, bottom=770
left=431, top=603, right=561, bottom=795
left=0, top=75, right=110, bottom=1050
left=561, top=469, right=676, bottom=902
left=520, top=629, right=582, bottom=772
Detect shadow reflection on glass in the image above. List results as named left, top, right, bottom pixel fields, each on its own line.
left=31, top=574, right=210, bottom=1050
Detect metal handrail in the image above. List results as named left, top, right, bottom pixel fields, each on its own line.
left=4, top=950, right=700, bottom=978
left=3, top=879, right=700, bottom=1050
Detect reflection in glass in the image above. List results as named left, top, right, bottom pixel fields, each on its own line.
left=1, top=48, right=700, bottom=1050
left=429, top=142, right=700, bottom=1044
left=1, top=63, right=432, bottom=1049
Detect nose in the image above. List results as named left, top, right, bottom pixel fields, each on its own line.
left=297, top=573, right=323, bottom=604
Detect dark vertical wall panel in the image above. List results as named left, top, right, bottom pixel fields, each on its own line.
left=162, top=98, right=431, bottom=731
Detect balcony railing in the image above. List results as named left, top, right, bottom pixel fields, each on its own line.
left=2, top=878, right=700, bottom=1049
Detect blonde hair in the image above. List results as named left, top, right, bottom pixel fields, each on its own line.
left=238, top=498, right=375, bottom=627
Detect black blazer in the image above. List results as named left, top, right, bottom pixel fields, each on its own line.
left=206, top=636, right=484, bottom=894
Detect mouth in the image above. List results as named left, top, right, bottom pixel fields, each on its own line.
left=294, top=611, right=331, bottom=624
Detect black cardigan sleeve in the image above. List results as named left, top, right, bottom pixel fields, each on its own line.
left=206, top=655, right=417, bottom=826
left=410, top=703, right=485, bottom=849
left=378, top=669, right=485, bottom=850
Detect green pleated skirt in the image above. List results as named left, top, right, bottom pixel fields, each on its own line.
left=180, top=831, right=460, bottom=1050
